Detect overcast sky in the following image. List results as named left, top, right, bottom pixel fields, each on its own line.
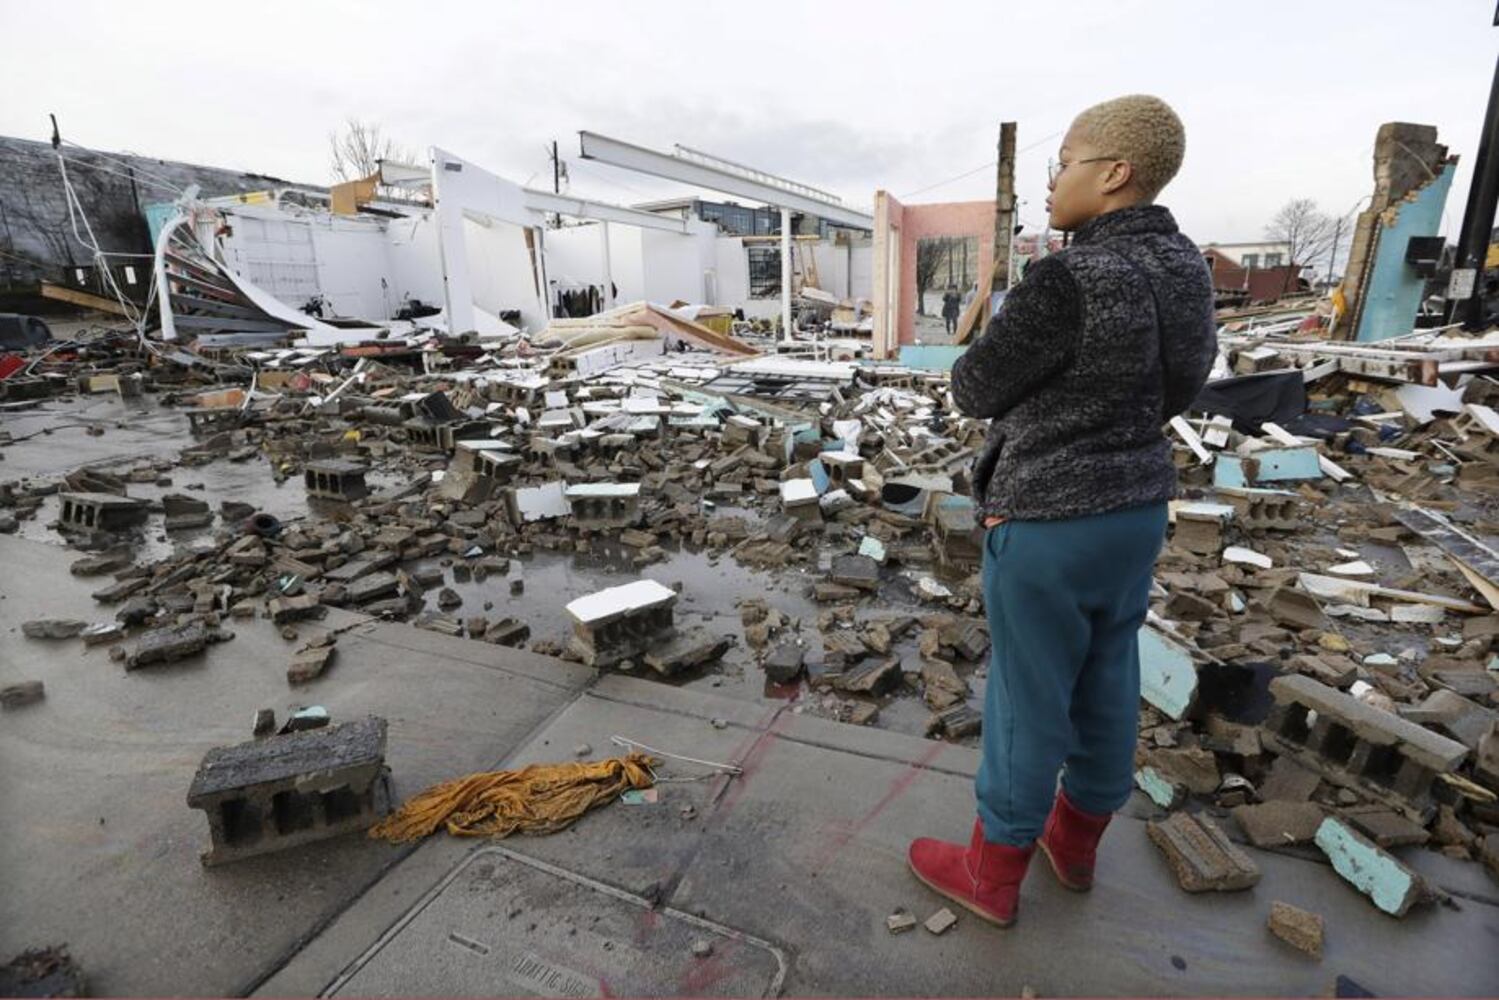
left=2, top=0, right=1495, bottom=246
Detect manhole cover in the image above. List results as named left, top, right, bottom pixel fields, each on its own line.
left=326, top=846, right=786, bottom=997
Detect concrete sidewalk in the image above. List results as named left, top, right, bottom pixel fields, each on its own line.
left=3, top=532, right=1497, bottom=996
left=256, top=675, right=1498, bottom=998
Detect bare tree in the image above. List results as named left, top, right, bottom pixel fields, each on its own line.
left=328, top=119, right=416, bottom=182
left=1265, top=198, right=1337, bottom=295
left=915, top=238, right=952, bottom=316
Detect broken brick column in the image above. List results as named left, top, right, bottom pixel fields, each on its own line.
left=1336, top=123, right=1456, bottom=341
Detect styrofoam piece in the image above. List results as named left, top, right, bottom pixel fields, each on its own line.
left=565, top=579, right=677, bottom=626
left=781, top=479, right=818, bottom=506
left=1223, top=546, right=1273, bottom=569
left=916, top=576, right=952, bottom=600
left=1328, top=560, right=1376, bottom=577
left=1390, top=604, right=1446, bottom=624
left=1175, top=501, right=1236, bottom=522
left=565, top=483, right=642, bottom=499
left=512, top=481, right=569, bottom=521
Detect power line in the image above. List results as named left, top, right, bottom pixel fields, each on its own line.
left=899, top=129, right=1064, bottom=200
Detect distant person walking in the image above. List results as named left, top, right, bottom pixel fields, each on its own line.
left=907, top=95, right=1216, bottom=928
left=941, top=285, right=961, bottom=337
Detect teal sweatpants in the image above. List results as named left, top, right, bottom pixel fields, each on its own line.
left=975, top=503, right=1168, bottom=846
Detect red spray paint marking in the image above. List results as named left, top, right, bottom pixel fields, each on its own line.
left=711, top=708, right=789, bottom=817
left=807, top=739, right=949, bottom=874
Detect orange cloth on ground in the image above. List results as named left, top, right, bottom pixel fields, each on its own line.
left=368, top=752, right=657, bottom=844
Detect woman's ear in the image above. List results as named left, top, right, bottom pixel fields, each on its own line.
left=1100, top=160, right=1134, bottom=196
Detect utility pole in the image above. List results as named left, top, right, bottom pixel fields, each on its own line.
left=1325, top=215, right=1342, bottom=294
left=1451, top=15, right=1499, bottom=329
left=992, top=122, right=1017, bottom=301
left=551, top=140, right=561, bottom=194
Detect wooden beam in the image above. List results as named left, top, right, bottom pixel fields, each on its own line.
left=38, top=282, right=132, bottom=317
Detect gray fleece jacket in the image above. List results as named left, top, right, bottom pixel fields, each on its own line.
left=951, top=204, right=1216, bottom=522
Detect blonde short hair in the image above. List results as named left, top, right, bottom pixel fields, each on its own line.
left=1072, top=95, right=1185, bottom=200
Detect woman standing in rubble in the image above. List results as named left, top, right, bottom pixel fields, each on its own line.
left=908, top=95, right=1217, bottom=927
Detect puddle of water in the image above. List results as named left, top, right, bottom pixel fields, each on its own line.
left=3, top=397, right=983, bottom=743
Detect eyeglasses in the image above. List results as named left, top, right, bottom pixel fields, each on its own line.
left=1048, top=156, right=1122, bottom=184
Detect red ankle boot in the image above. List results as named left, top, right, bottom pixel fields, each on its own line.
left=1037, top=790, right=1112, bottom=891
left=907, top=818, right=1034, bottom=927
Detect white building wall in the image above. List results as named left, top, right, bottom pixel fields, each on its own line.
left=1204, top=241, right=1292, bottom=266
left=308, top=224, right=396, bottom=319
left=462, top=217, right=545, bottom=330
left=543, top=224, right=602, bottom=288
left=849, top=243, right=873, bottom=302
left=383, top=214, right=447, bottom=314
left=641, top=220, right=717, bottom=305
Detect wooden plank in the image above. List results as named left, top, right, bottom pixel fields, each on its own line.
left=1170, top=415, right=1213, bottom=464
left=952, top=270, right=992, bottom=344
left=38, top=282, right=131, bottom=316
left=1297, top=572, right=1486, bottom=614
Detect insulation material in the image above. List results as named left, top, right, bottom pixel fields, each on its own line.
left=369, top=753, right=656, bottom=842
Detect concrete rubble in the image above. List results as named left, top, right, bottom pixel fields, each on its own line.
left=1266, top=901, right=1325, bottom=958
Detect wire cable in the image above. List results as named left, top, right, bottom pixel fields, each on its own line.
left=899, top=129, right=1065, bottom=200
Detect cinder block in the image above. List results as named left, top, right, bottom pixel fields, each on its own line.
left=57, top=492, right=148, bottom=533
left=1260, top=674, right=1467, bottom=821
left=186, top=716, right=390, bottom=866
left=565, top=580, right=677, bottom=668
left=304, top=460, right=369, bottom=501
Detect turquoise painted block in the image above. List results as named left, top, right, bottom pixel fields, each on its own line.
left=1314, top=817, right=1426, bottom=916
left=807, top=458, right=829, bottom=495
left=1138, top=626, right=1198, bottom=721
left=1214, top=448, right=1320, bottom=487
left=1356, top=161, right=1456, bottom=343
left=1213, top=455, right=1248, bottom=489
left=898, top=345, right=968, bottom=372
left=1252, top=447, right=1322, bottom=481
left=1134, top=767, right=1183, bottom=809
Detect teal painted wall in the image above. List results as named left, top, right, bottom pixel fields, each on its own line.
left=1355, top=162, right=1455, bottom=342
left=898, top=344, right=967, bottom=371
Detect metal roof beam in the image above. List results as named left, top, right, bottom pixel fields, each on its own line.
left=521, top=188, right=690, bottom=234
left=578, top=131, right=874, bottom=230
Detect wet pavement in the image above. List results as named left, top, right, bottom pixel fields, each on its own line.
left=2, top=393, right=985, bottom=743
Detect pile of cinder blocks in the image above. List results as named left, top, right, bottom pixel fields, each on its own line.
left=186, top=716, right=391, bottom=866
